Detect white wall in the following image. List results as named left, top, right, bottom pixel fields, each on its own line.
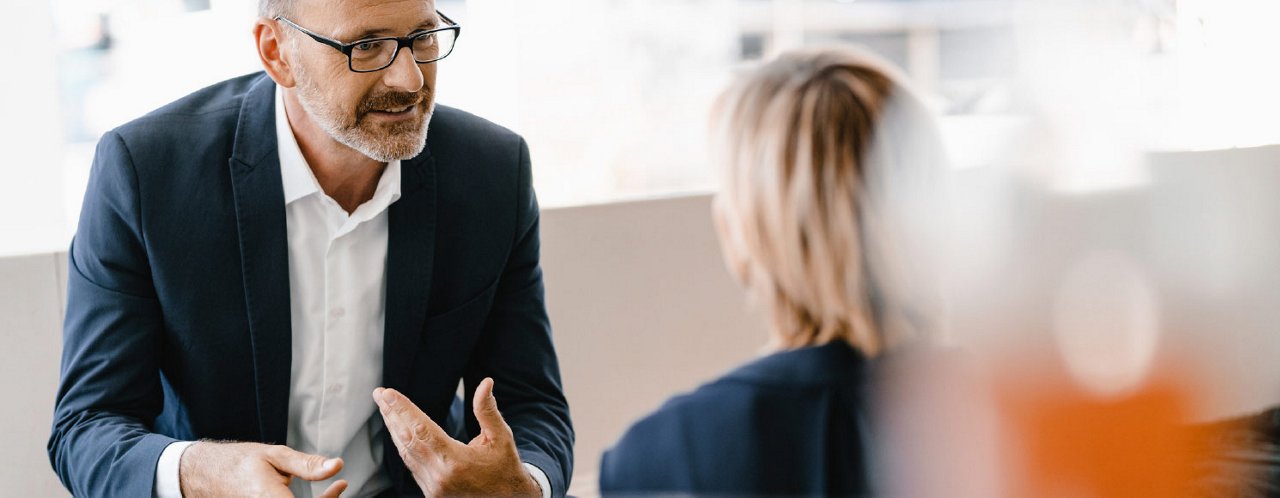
left=0, top=253, right=69, bottom=497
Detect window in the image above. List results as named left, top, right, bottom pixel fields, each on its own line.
left=3, top=0, right=1274, bottom=255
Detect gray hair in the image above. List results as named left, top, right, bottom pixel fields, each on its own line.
left=259, top=0, right=295, bottom=18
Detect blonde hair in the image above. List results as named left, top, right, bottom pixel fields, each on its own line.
left=711, top=46, right=944, bottom=356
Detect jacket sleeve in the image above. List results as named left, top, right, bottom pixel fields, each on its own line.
left=47, top=130, right=177, bottom=497
left=462, top=137, right=574, bottom=496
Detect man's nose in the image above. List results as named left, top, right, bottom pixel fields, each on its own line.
left=381, top=46, right=424, bottom=93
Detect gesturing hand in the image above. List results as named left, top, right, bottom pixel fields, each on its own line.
left=178, top=441, right=347, bottom=497
left=373, top=378, right=541, bottom=497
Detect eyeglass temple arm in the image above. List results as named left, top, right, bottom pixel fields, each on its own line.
left=274, top=16, right=346, bottom=51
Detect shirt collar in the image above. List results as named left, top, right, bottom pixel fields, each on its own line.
left=275, top=87, right=320, bottom=206
left=274, top=86, right=403, bottom=212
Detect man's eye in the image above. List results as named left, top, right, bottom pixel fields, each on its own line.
left=354, top=42, right=376, bottom=52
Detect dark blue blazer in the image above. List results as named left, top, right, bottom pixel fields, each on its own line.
left=599, top=342, right=872, bottom=496
left=48, top=73, right=573, bottom=497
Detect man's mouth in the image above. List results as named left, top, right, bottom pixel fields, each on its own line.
left=366, top=103, right=419, bottom=120
left=372, top=105, right=413, bottom=114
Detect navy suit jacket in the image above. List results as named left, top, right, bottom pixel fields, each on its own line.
left=599, top=342, right=872, bottom=496
left=48, top=73, right=573, bottom=497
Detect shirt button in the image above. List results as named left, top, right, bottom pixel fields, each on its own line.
left=330, top=307, right=345, bottom=319
left=328, top=383, right=343, bottom=394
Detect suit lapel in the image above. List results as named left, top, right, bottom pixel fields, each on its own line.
left=228, top=75, right=293, bottom=444
left=383, top=146, right=437, bottom=393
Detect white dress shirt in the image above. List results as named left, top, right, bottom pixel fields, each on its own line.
left=275, top=85, right=401, bottom=497
left=152, top=87, right=550, bottom=497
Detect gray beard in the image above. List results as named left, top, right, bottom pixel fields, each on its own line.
left=293, top=67, right=433, bottom=162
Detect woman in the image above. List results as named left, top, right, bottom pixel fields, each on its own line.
left=598, top=45, right=946, bottom=495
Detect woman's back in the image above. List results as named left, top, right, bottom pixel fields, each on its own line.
left=599, top=342, right=872, bottom=496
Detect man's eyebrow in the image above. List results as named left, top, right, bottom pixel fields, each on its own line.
left=343, top=21, right=439, bottom=41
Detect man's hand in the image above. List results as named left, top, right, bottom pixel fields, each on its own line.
left=178, top=441, right=348, bottom=497
left=374, top=378, right=541, bottom=497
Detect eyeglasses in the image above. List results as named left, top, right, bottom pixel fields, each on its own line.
left=275, top=11, right=461, bottom=73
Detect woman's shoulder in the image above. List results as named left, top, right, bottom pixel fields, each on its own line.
left=636, top=342, right=868, bottom=425
left=718, top=340, right=869, bottom=388
left=599, top=342, right=871, bottom=492
left=597, top=388, right=716, bottom=491
left=628, top=342, right=868, bottom=432
left=601, top=376, right=757, bottom=461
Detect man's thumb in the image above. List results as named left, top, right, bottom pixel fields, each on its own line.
left=472, top=377, right=512, bottom=442
left=267, top=446, right=343, bottom=481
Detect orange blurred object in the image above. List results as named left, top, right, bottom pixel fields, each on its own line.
left=994, top=365, right=1235, bottom=497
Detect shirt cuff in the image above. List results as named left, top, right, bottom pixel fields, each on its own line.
left=522, top=462, right=552, bottom=498
left=153, top=441, right=195, bottom=498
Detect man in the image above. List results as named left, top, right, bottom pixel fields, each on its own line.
left=46, top=0, right=573, bottom=495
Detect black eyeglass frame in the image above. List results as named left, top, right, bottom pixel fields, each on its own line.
left=275, top=11, right=461, bottom=73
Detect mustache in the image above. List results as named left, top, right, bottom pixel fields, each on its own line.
left=358, top=90, right=428, bottom=114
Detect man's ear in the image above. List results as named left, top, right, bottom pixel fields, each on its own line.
left=255, top=19, right=296, bottom=88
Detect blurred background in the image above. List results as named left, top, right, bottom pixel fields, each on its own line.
left=10, top=0, right=1280, bottom=251
left=3, top=0, right=1279, bottom=496
left=3, top=0, right=1033, bottom=255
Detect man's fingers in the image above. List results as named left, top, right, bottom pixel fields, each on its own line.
left=471, top=377, right=514, bottom=445
left=317, top=479, right=348, bottom=498
left=264, top=445, right=342, bottom=481
left=374, top=387, right=453, bottom=457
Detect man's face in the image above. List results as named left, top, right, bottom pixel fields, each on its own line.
left=286, top=0, right=440, bottom=162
